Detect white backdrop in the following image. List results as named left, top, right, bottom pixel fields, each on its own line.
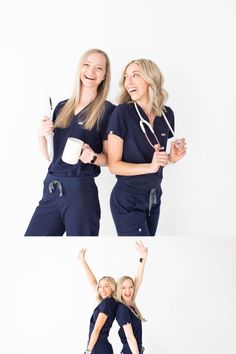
left=0, top=0, right=235, bottom=236
left=1, top=1, right=236, bottom=353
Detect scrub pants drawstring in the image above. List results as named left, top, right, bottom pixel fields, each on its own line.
left=48, top=180, right=63, bottom=197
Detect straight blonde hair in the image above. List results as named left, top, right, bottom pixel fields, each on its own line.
left=54, top=48, right=111, bottom=130
left=96, top=276, right=117, bottom=303
left=117, top=59, right=168, bottom=116
left=116, top=276, right=145, bottom=322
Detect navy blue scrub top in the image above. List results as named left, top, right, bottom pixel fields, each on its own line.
left=108, top=103, right=174, bottom=189
left=89, top=297, right=117, bottom=340
left=48, top=100, right=115, bottom=177
left=116, top=302, right=142, bottom=347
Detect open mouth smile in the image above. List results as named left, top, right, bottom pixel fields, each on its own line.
left=85, top=75, right=96, bottom=80
left=127, top=87, right=137, bottom=93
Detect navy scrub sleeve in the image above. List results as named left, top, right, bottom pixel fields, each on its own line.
left=116, top=302, right=142, bottom=354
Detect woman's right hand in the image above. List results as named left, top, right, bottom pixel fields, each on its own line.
left=149, top=144, right=169, bottom=173
left=78, top=248, right=87, bottom=262
left=38, top=116, right=54, bottom=137
left=78, top=249, right=97, bottom=290
left=135, top=240, right=148, bottom=260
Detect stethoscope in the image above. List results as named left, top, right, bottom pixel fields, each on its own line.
left=134, top=102, right=176, bottom=149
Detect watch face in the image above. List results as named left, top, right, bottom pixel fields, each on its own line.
left=91, top=155, right=97, bottom=164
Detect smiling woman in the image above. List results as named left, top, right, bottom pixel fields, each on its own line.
left=80, top=58, right=106, bottom=93
left=116, top=241, right=148, bottom=354
left=24, top=48, right=115, bottom=236
left=108, top=59, right=187, bottom=236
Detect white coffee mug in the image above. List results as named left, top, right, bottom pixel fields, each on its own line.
left=62, top=137, right=84, bottom=165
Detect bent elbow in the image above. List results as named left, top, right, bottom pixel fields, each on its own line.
left=108, top=166, right=116, bottom=175
left=108, top=162, right=116, bottom=175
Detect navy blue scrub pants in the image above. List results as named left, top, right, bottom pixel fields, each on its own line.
left=25, top=173, right=100, bottom=236
left=91, top=338, right=113, bottom=354
left=110, top=181, right=162, bottom=236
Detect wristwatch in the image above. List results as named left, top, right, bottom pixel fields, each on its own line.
left=90, top=155, right=97, bottom=164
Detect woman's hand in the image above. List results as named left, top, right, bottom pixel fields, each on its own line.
left=38, top=116, right=53, bottom=137
left=78, top=248, right=87, bottom=262
left=169, top=138, right=187, bottom=163
left=80, top=143, right=96, bottom=164
left=149, top=144, right=169, bottom=172
left=135, top=240, right=148, bottom=261
left=78, top=248, right=97, bottom=292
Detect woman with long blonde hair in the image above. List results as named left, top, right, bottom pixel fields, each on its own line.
left=116, top=241, right=148, bottom=354
left=78, top=248, right=117, bottom=354
left=25, top=48, right=115, bottom=236
left=108, top=59, right=187, bottom=236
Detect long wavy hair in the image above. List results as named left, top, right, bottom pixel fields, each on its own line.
left=117, top=58, right=168, bottom=116
left=54, top=48, right=111, bottom=130
left=96, top=276, right=117, bottom=302
left=116, top=276, right=145, bottom=322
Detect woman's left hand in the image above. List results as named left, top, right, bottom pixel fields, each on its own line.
left=169, top=138, right=187, bottom=163
left=135, top=240, right=148, bottom=260
left=78, top=248, right=87, bottom=262
left=80, top=144, right=96, bottom=164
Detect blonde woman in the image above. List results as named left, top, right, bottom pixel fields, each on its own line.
left=116, top=241, right=148, bottom=354
left=25, top=48, right=115, bottom=236
left=108, top=59, right=186, bottom=236
left=79, top=248, right=117, bottom=354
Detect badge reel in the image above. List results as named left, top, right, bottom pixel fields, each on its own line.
left=173, top=138, right=185, bottom=148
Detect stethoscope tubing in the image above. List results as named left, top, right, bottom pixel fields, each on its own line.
left=134, top=102, right=174, bottom=149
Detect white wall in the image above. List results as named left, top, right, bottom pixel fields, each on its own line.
left=1, top=1, right=236, bottom=353
left=0, top=0, right=235, bottom=236
left=1, top=236, right=236, bottom=354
